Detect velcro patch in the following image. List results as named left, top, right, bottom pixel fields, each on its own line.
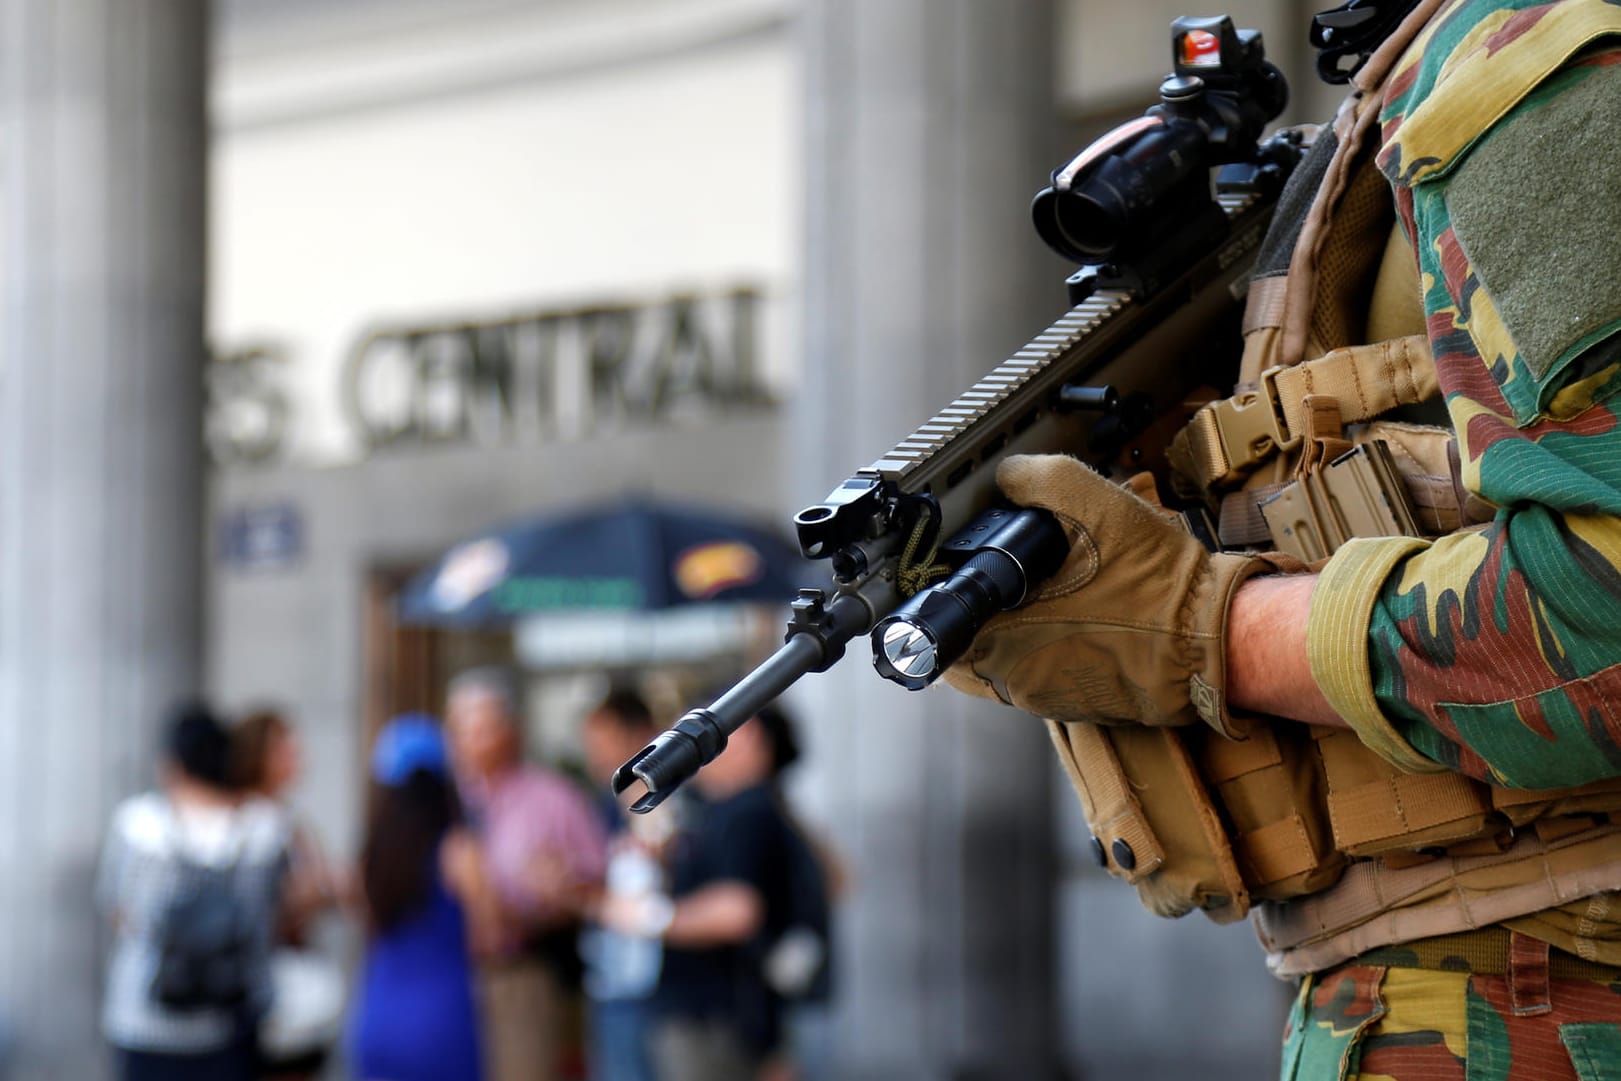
left=1446, top=54, right=1621, bottom=393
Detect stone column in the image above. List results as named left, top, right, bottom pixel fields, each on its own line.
left=795, top=2, right=1061, bottom=1077
left=0, top=2, right=208, bottom=1076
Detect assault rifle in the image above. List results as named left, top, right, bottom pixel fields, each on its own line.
left=615, top=15, right=1305, bottom=812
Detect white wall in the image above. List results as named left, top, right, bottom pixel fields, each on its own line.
left=211, top=0, right=799, bottom=463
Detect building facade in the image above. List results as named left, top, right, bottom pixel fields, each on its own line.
left=0, top=1, right=1346, bottom=1077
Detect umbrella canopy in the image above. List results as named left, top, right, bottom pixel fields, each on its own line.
left=397, top=496, right=811, bottom=629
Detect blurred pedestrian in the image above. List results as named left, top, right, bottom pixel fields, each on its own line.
left=447, top=667, right=608, bottom=1081
left=98, top=702, right=290, bottom=1081
left=348, top=713, right=494, bottom=1081
left=598, top=704, right=827, bottom=1081
left=229, top=709, right=346, bottom=1079
left=231, top=709, right=341, bottom=942
left=578, top=686, right=666, bottom=1081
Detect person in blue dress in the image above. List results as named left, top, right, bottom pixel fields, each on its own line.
left=348, top=714, right=498, bottom=1081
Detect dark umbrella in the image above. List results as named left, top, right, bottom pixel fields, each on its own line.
left=396, top=496, right=811, bottom=629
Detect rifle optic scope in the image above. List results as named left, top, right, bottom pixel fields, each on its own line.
left=1032, top=15, right=1286, bottom=265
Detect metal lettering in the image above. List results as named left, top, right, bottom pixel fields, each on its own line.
left=205, top=345, right=290, bottom=465
left=271, top=287, right=772, bottom=458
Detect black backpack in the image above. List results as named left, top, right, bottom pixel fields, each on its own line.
left=150, top=814, right=256, bottom=1012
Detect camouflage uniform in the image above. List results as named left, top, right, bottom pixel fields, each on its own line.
left=1283, top=962, right=1621, bottom=1080
left=1289, top=1, right=1621, bottom=1074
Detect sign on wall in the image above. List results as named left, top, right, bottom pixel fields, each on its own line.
left=217, top=502, right=304, bottom=571
left=207, top=286, right=771, bottom=465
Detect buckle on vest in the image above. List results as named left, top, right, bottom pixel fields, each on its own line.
left=1209, top=365, right=1298, bottom=481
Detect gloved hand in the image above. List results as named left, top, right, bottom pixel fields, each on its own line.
left=941, top=454, right=1297, bottom=737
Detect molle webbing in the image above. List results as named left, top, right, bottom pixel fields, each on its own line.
left=1200, top=725, right=1344, bottom=898
left=1256, top=825, right=1621, bottom=978
left=1174, top=334, right=1435, bottom=495
left=1066, top=714, right=1621, bottom=932
left=1314, top=727, right=1494, bottom=857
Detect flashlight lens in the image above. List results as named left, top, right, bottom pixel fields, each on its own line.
left=878, top=620, right=939, bottom=682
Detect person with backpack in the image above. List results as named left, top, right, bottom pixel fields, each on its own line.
left=97, top=702, right=291, bottom=1081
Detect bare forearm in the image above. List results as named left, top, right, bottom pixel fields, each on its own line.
left=1226, top=574, right=1345, bottom=729
left=664, top=882, right=763, bottom=948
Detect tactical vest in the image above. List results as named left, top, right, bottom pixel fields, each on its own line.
left=1053, top=0, right=1621, bottom=977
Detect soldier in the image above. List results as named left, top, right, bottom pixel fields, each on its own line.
left=942, top=0, right=1621, bottom=1076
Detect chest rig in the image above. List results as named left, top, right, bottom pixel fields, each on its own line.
left=1055, top=0, right=1621, bottom=976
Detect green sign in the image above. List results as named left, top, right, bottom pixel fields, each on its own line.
left=493, top=576, right=646, bottom=611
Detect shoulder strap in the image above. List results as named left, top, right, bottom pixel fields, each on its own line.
left=164, top=798, right=253, bottom=874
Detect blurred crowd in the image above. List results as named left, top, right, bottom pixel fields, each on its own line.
left=95, top=670, right=838, bottom=1081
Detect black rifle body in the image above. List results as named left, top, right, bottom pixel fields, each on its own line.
left=614, top=190, right=1276, bottom=812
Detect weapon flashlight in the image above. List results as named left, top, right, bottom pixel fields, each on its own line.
left=871, top=506, right=1069, bottom=689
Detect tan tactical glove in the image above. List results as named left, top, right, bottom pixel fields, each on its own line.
left=942, top=454, right=1295, bottom=738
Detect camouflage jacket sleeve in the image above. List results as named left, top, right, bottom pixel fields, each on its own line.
left=1304, top=1, right=1621, bottom=788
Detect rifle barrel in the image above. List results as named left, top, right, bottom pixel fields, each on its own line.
left=614, top=591, right=873, bottom=812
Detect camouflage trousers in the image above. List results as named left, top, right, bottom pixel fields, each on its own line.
left=1282, top=949, right=1621, bottom=1079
